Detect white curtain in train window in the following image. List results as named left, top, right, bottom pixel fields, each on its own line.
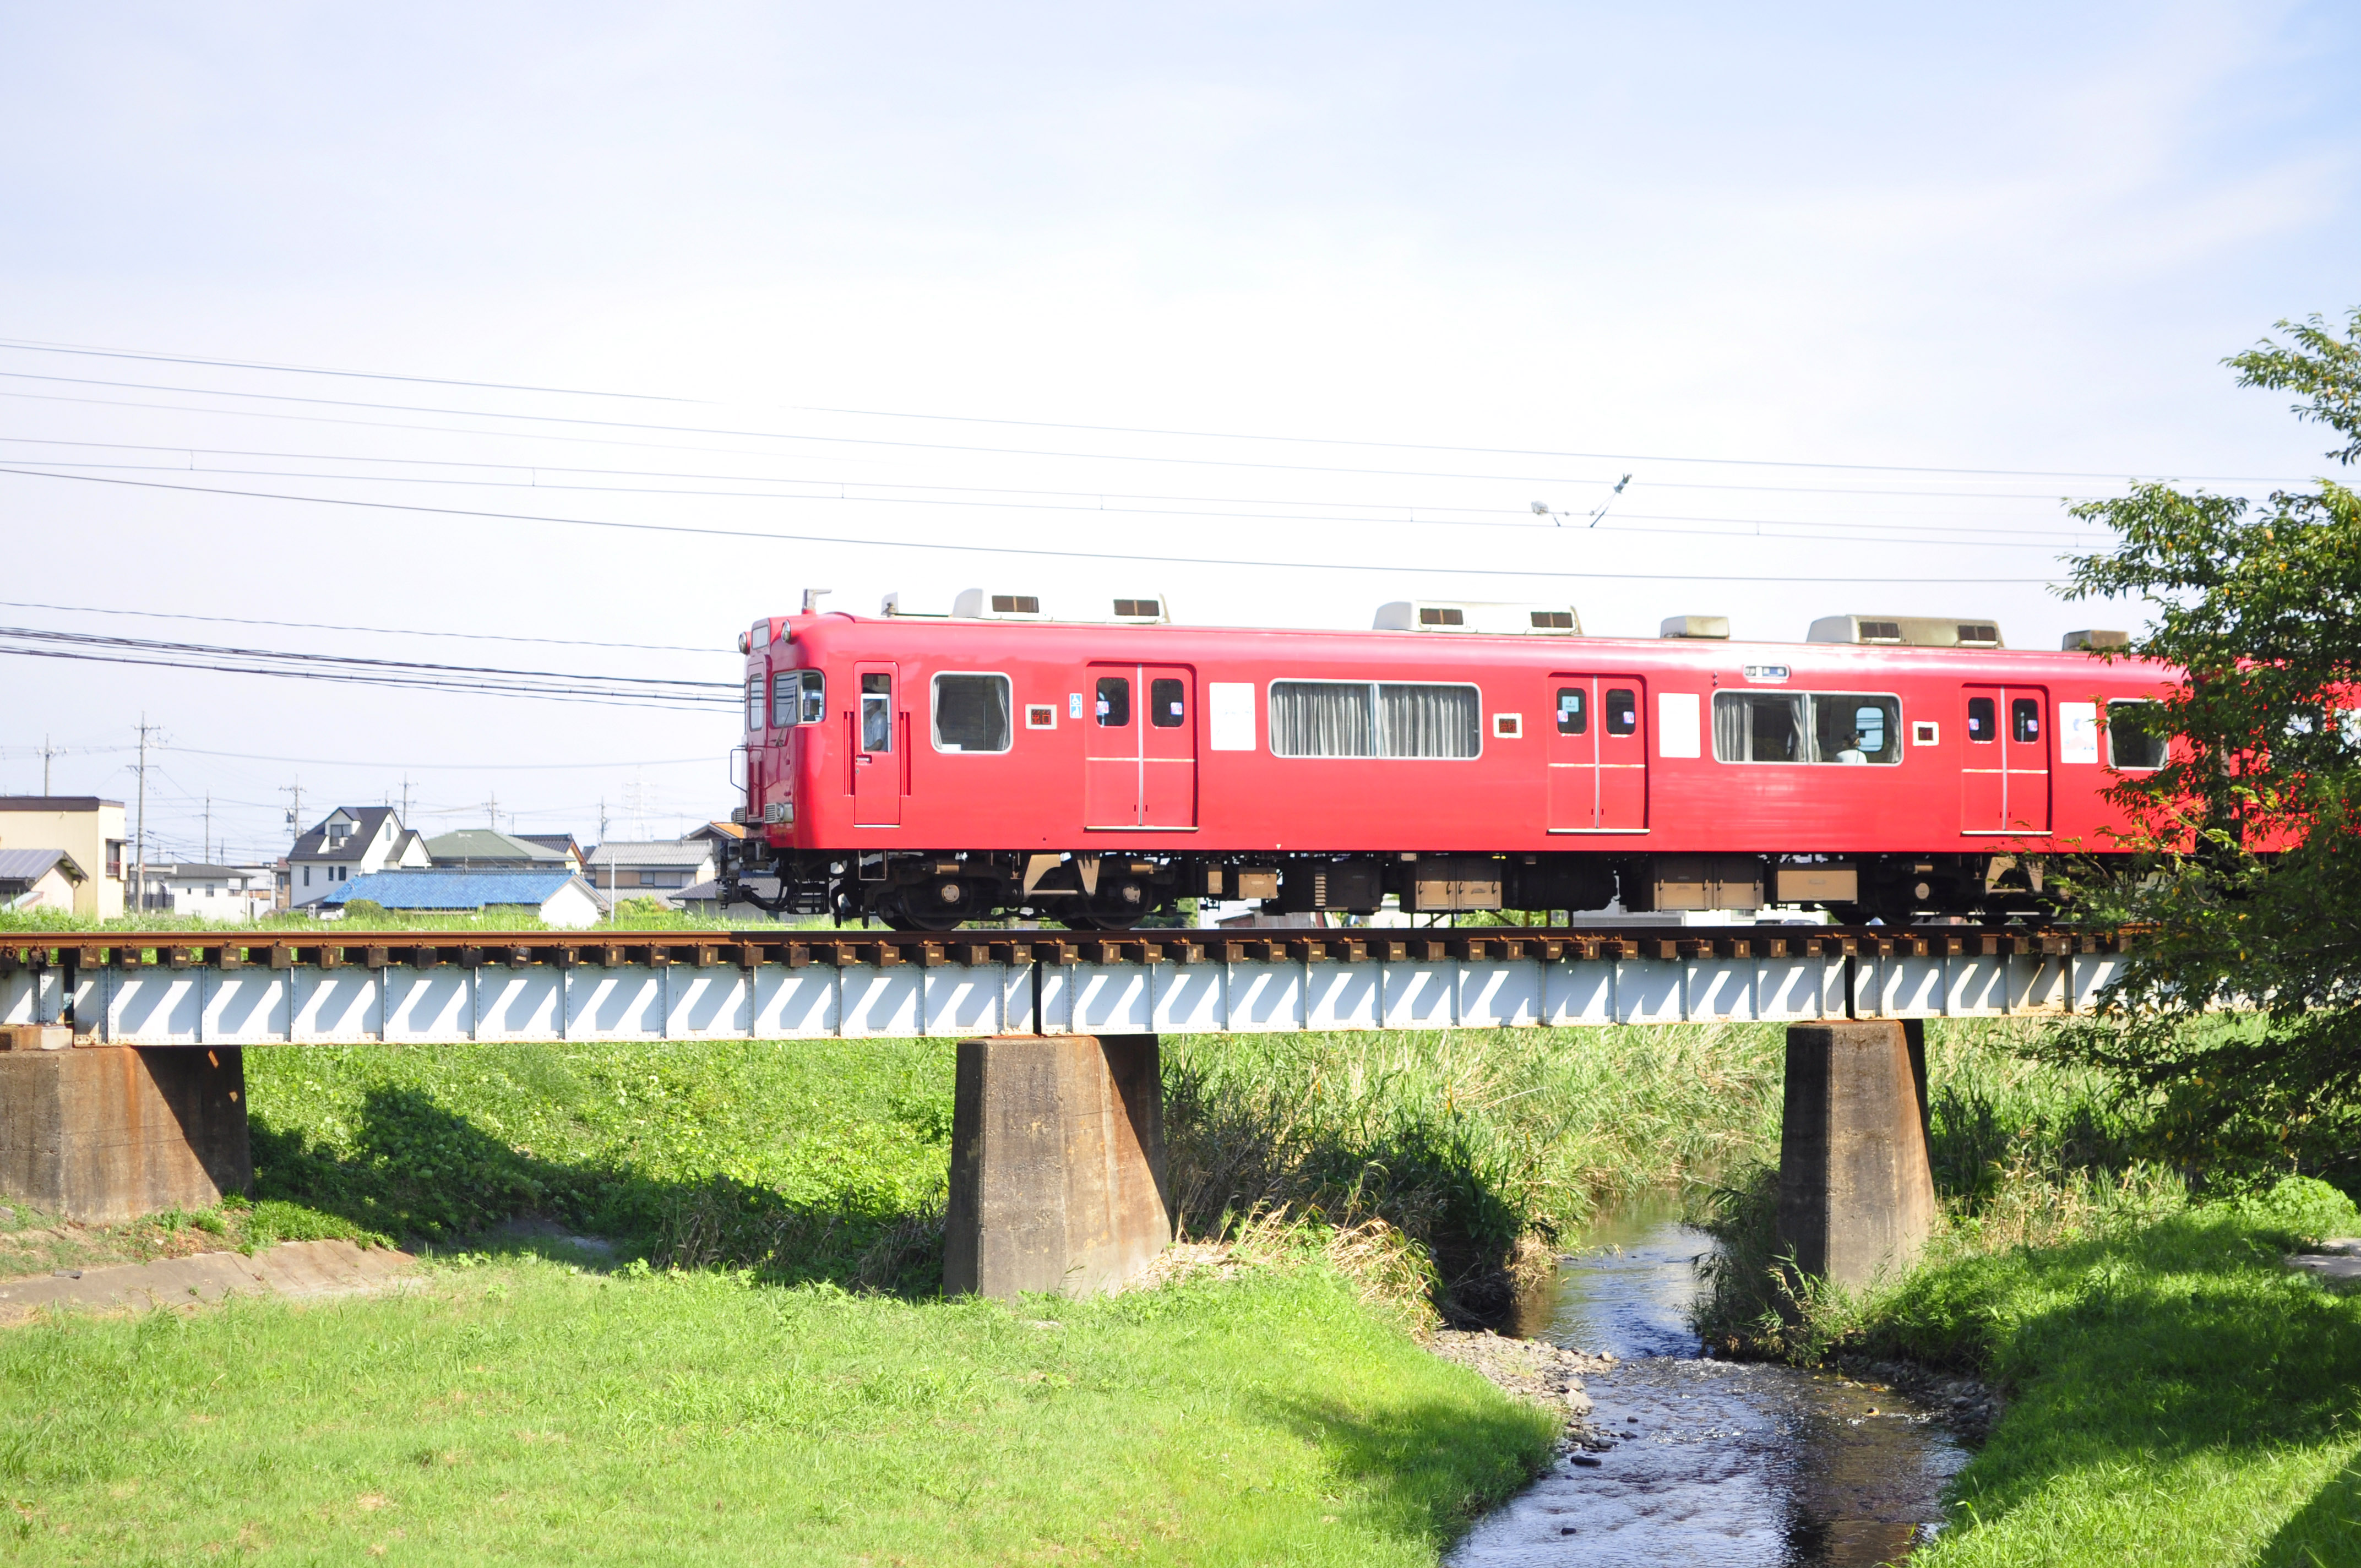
left=1713, top=691, right=1804, bottom=761
left=1377, top=684, right=1480, bottom=758
left=1270, top=681, right=1374, bottom=756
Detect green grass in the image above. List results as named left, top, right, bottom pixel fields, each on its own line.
left=0, top=1255, right=1554, bottom=1566
left=1687, top=1020, right=2361, bottom=1563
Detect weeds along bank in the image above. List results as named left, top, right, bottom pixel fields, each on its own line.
left=1694, top=1021, right=2361, bottom=1566
left=237, top=1023, right=1788, bottom=1314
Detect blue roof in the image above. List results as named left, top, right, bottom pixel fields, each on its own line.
left=323, top=869, right=580, bottom=910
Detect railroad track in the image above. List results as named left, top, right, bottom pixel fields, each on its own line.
left=0, top=924, right=2139, bottom=974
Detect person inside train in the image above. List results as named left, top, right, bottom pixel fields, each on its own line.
left=1836, top=731, right=1869, bottom=764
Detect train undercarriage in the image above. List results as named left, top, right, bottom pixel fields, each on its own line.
left=718, top=843, right=2074, bottom=929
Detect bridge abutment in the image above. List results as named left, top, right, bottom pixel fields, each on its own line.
left=0, top=1043, right=253, bottom=1224
left=1776, top=1020, right=1935, bottom=1289
left=944, top=1033, right=1172, bottom=1300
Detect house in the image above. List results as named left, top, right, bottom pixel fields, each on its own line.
left=425, top=829, right=573, bottom=871
left=515, top=834, right=586, bottom=872
left=285, top=807, right=431, bottom=907
left=0, top=850, right=86, bottom=914
left=0, top=798, right=126, bottom=918
left=135, top=863, right=278, bottom=923
left=581, top=837, right=719, bottom=908
left=320, top=869, right=605, bottom=929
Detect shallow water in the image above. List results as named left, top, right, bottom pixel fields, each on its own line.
left=1447, top=1196, right=1967, bottom=1567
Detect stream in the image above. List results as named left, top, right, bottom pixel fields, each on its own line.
left=1447, top=1196, right=1967, bottom=1566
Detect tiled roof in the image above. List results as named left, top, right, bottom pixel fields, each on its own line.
left=290, top=805, right=401, bottom=863
left=585, top=840, right=716, bottom=867
left=426, top=829, right=567, bottom=863
left=322, top=869, right=582, bottom=910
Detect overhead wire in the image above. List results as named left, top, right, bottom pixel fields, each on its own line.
left=0, top=597, right=719, bottom=656
left=0, top=336, right=2309, bottom=484
left=0, top=466, right=2087, bottom=584
left=0, top=371, right=2304, bottom=494
left=0, top=455, right=2117, bottom=548
left=0, top=625, right=737, bottom=710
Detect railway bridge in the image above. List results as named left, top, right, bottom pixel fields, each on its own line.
left=0, top=924, right=2137, bottom=1298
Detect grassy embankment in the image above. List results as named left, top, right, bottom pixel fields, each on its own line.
left=1698, top=1020, right=2361, bottom=1566
left=0, top=1022, right=1784, bottom=1563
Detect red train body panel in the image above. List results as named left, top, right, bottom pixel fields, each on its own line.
left=730, top=612, right=2177, bottom=926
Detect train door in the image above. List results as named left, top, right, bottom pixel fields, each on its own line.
left=851, top=662, right=902, bottom=827
left=1961, top=685, right=2050, bottom=834
left=1085, top=666, right=1139, bottom=829
left=1139, top=666, right=1199, bottom=830
left=1546, top=676, right=1647, bottom=832
left=1085, top=663, right=1199, bottom=829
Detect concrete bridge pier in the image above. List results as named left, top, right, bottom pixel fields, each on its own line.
left=944, top=1033, right=1172, bottom=1300
left=0, top=1037, right=253, bottom=1224
left=1776, top=1020, right=1936, bottom=1290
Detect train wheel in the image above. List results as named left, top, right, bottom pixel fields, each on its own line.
left=1057, top=881, right=1150, bottom=931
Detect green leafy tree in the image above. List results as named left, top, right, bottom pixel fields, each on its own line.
left=2060, top=311, right=2361, bottom=1143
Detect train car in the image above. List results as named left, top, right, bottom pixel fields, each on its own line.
left=722, top=601, right=2175, bottom=928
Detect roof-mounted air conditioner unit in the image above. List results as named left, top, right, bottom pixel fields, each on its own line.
left=1374, top=601, right=1582, bottom=635
left=1807, top=615, right=2004, bottom=649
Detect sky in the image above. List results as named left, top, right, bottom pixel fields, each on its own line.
left=1, top=2, right=2356, bottom=866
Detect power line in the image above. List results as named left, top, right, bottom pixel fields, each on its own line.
left=0, top=432, right=2183, bottom=510
left=0, top=373, right=2308, bottom=492
left=165, top=746, right=715, bottom=771
left=0, top=466, right=2087, bottom=585
left=0, top=597, right=718, bottom=655
left=2, top=455, right=2114, bottom=548
left=0, top=625, right=735, bottom=710
left=0, top=335, right=2308, bottom=484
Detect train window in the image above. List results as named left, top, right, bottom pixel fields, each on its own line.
left=1555, top=687, right=1588, bottom=735
left=1604, top=689, right=1638, bottom=737
left=1713, top=692, right=1802, bottom=761
left=1269, top=681, right=1480, bottom=758
left=1966, top=696, right=1996, bottom=742
left=1270, top=681, right=1375, bottom=756
left=932, top=673, right=1011, bottom=753
left=1377, top=684, right=1480, bottom=757
left=770, top=671, right=825, bottom=728
left=2107, top=700, right=2166, bottom=770
left=746, top=675, right=761, bottom=732
left=1095, top=677, right=1131, bottom=727
left=1809, top=695, right=1900, bottom=764
left=2011, top=698, right=2041, bottom=744
left=1150, top=678, right=1185, bottom=728
left=861, top=673, right=893, bottom=753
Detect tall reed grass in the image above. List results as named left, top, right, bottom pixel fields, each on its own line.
left=1162, top=1022, right=1786, bottom=1317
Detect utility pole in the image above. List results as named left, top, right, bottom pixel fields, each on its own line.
left=39, top=735, right=58, bottom=796
left=203, top=792, right=212, bottom=865
left=281, top=778, right=305, bottom=843
left=485, top=791, right=500, bottom=829
left=132, top=715, right=157, bottom=917
left=599, top=796, right=613, bottom=924
left=400, top=775, right=413, bottom=826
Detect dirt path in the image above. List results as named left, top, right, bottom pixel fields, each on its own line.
left=0, top=1239, right=420, bottom=1324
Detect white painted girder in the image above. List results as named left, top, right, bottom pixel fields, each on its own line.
left=0, top=950, right=2124, bottom=1044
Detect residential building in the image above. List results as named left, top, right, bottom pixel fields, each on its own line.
left=0, top=849, right=87, bottom=914
left=285, top=807, right=431, bottom=907
left=135, top=863, right=278, bottom=923
left=516, top=834, right=586, bottom=872
left=321, top=869, right=604, bottom=929
left=582, top=837, right=720, bottom=909
left=425, top=829, right=573, bottom=871
left=0, top=798, right=126, bottom=919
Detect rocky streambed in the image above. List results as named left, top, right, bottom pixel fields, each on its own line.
left=1437, top=1197, right=1971, bottom=1567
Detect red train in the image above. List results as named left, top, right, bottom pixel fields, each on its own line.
left=722, top=602, right=2173, bottom=928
